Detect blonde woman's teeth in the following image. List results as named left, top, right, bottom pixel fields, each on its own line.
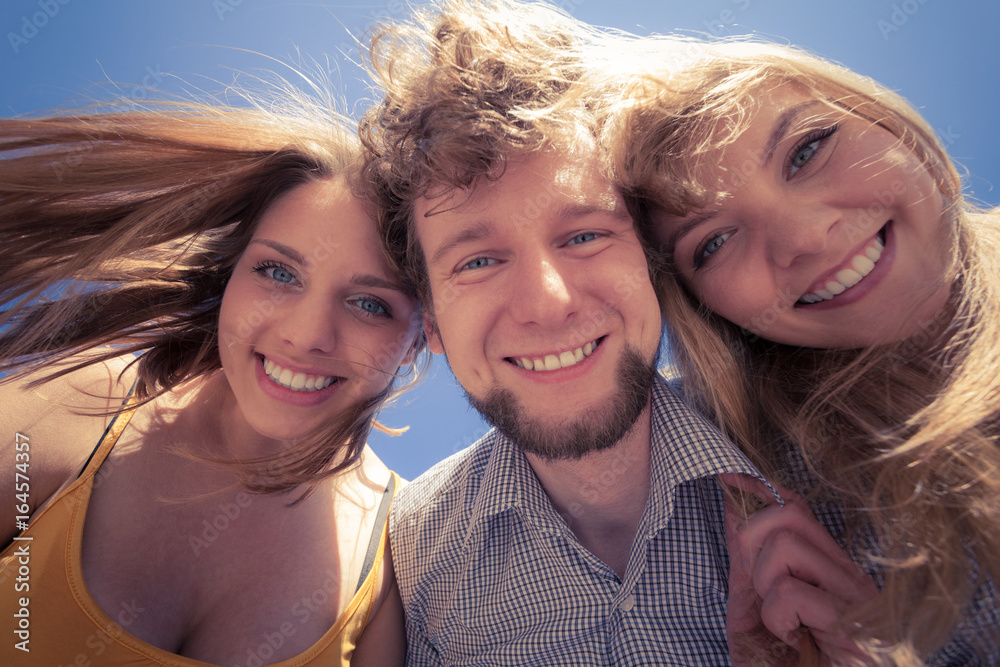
left=263, top=357, right=336, bottom=391
left=799, top=235, right=884, bottom=304
left=512, top=340, right=597, bottom=371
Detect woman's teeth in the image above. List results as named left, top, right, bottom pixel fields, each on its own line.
left=798, top=234, right=885, bottom=304
left=511, top=340, right=598, bottom=371
left=263, top=357, right=337, bottom=392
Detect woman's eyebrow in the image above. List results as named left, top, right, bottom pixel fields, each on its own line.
left=667, top=210, right=718, bottom=253
left=350, top=273, right=407, bottom=293
left=763, top=101, right=823, bottom=165
left=250, top=238, right=305, bottom=264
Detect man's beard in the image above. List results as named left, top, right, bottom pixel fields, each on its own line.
left=465, top=344, right=657, bottom=461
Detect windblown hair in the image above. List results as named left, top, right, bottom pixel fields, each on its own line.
left=0, top=96, right=424, bottom=496
left=358, top=0, right=611, bottom=309
left=603, top=38, right=1000, bottom=663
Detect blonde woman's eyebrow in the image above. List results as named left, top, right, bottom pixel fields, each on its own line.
left=763, top=101, right=824, bottom=165
left=250, top=239, right=305, bottom=265
left=667, top=210, right=718, bottom=254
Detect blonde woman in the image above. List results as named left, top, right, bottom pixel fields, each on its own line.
left=0, top=102, right=423, bottom=665
left=606, top=39, right=1000, bottom=665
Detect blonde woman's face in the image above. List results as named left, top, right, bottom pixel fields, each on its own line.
left=218, top=178, right=421, bottom=441
left=656, top=86, right=953, bottom=348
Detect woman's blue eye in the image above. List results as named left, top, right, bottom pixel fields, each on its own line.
left=789, top=140, right=820, bottom=175
left=355, top=298, right=388, bottom=316
left=253, top=262, right=299, bottom=286
left=567, top=232, right=598, bottom=245
left=788, top=124, right=838, bottom=177
left=695, top=231, right=732, bottom=268
left=268, top=267, right=295, bottom=283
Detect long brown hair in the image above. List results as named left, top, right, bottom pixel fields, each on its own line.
left=1, top=100, right=425, bottom=495
left=605, top=38, right=1000, bottom=663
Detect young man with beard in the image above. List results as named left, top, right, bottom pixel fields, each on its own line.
left=359, top=2, right=782, bottom=664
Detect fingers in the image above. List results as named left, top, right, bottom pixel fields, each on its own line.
left=758, top=575, right=839, bottom=643
left=759, top=580, right=871, bottom=664
left=720, top=472, right=879, bottom=664
left=749, top=511, right=878, bottom=604
left=721, top=475, right=874, bottom=596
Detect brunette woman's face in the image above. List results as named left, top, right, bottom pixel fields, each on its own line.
left=656, top=86, right=953, bottom=348
left=218, top=178, right=421, bottom=441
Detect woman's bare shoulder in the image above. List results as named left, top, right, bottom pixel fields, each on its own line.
left=349, top=448, right=405, bottom=666
left=1, top=354, right=137, bottom=541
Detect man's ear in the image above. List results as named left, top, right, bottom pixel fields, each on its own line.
left=423, top=312, right=444, bottom=355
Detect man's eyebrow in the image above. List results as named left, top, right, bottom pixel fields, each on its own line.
left=667, top=210, right=718, bottom=254
left=429, top=219, right=497, bottom=267
left=250, top=239, right=305, bottom=265
left=561, top=201, right=631, bottom=221
left=428, top=200, right=628, bottom=266
left=763, top=101, right=823, bottom=166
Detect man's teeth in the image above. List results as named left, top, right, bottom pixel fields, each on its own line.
left=263, top=357, right=337, bottom=392
left=512, top=340, right=597, bottom=371
left=798, top=234, right=884, bottom=304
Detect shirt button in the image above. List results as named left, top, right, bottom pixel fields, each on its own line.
left=620, top=594, right=636, bottom=612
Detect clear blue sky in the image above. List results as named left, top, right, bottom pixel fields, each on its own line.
left=3, top=0, right=997, bottom=479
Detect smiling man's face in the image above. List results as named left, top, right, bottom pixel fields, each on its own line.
left=414, top=148, right=662, bottom=459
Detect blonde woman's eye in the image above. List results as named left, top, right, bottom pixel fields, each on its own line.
left=694, top=231, right=732, bottom=269
left=787, top=124, right=838, bottom=178
left=789, top=140, right=819, bottom=174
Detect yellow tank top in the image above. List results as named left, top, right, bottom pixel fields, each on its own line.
left=0, top=397, right=398, bottom=665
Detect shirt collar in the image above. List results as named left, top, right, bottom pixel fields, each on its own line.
left=642, top=377, right=781, bottom=537
left=466, top=374, right=780, bottom=537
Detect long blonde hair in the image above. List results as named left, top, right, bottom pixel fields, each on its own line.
left=604, top=38, right=1000, bottom=663
left=1, top=97, right=425, bottom=495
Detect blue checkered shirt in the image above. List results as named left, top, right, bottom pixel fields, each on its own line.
left=390, top=375, right=998, bottom=665
left=390, top=376, right=775, bottom=665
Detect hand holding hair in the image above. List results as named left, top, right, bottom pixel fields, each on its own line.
left=720, top=473, right=879, bottom=667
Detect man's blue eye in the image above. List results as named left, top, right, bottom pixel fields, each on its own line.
left=568, top=232, right=598, bottom=245
left=463, top=257, right=494, bottom=270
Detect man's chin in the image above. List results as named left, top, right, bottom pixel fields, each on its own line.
left=466, top=345, right=657, bottom=460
